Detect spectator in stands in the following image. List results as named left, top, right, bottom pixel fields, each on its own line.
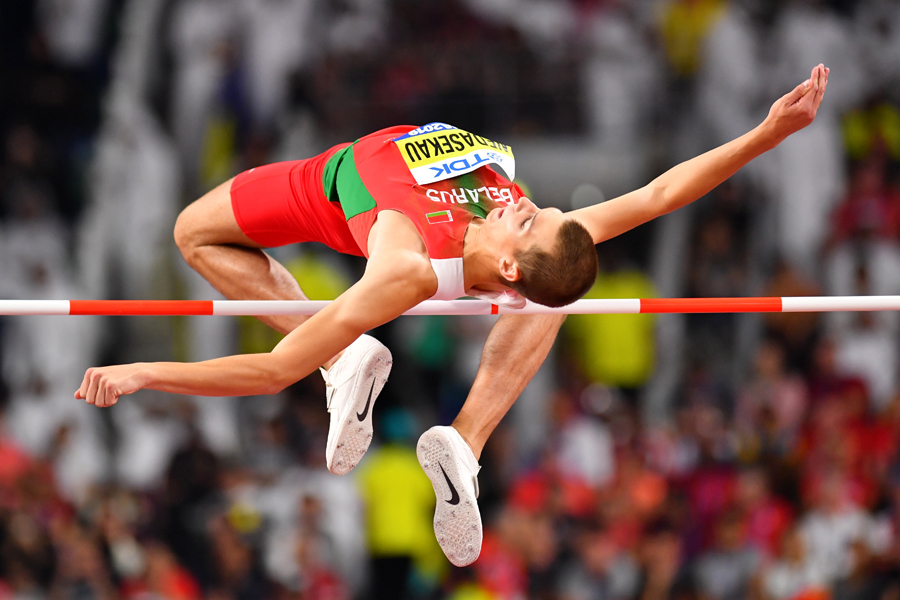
left=658, top=0, right=727, bottom=81
left=120, top=540, right=202, bottom=600
left=356, top=408, right=442, bottom=600
left=763, top=258, right=823, bottom=370
left=635, top=520, right=694, bottom=600
left=694, top=509, right=760, bottom=600
left=48, top=522, right=118, bottom=600
left=735, top=467, right=794, bottom=559
left=550, top=389, right=616, bottom=489
left=771, top=0, right=864, bottom=275
left=832, top=276, right=899, bottom=411
left=565, top=243, right=658, bottom=397
left=854, top=1, right=900, bottom=107
left=580, top=0, right=662, bottom=153
left=800, top=469, right=878, bottom=585
left=736, top=340, right=808, bottom=451
left=555, top=521, right=641, bottom=600
left=759, top=525, right=829, bottom=600
left=826, top=156, right=900, bottom=248
left=208, top=514, right=278, bottom=600
left=831, top=538, right=886, bottom=600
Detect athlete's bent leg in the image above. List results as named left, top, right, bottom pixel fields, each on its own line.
left=419, top=313, right=564, bottom=566
left=174, top=178, right=315, bottom=335
left=175, top=179, right=387, bottom=473
left=453, top=313, right=566, bottom=458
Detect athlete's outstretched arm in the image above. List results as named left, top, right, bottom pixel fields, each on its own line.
left=451, top=65, right=829, bottom=459
left=76, top=213, right=437, bottom=407
left=571, top=64, right=829, bottom=244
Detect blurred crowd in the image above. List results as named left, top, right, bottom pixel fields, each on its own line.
left=3, top=0, right=900, bottom=599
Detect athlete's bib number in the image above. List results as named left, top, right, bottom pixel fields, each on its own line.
left=393, top=123, right=515, bottom=185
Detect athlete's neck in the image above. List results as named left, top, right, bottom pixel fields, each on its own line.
left=462, top=219, right=507, bottom=292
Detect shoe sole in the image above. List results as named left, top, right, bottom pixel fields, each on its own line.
left=417, top=429, right=482, bottom=567
left=326, top=343, right=392, bottom=475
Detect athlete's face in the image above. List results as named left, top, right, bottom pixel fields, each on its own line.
left=485, top=197, right=567, bottom=283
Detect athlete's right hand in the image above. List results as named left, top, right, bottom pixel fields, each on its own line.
left=763, top=63, right=829, bottom=144
left=75, top=364, right=148, bottom=408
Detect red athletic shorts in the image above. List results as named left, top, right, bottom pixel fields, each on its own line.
left=230, top=144, right=365, bottom=256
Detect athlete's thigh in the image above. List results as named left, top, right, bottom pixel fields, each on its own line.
left=175, top=178, right=263, bottom=249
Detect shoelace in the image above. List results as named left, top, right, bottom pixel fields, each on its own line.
left=320, top=367, right=336, bottom=411
left=321, top=365, right=356, bottom=412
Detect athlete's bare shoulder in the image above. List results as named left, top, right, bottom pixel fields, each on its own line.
left=366, top=210, right=437, bottom=295
left=367, top=210, right=427, bottom=256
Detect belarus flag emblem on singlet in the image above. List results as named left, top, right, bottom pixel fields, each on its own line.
left=425, top=209, right=453, bottom=225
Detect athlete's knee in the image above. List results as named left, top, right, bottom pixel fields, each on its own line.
left=173, top=207, right=199, bottom=259
left=175, top=178, right=252, bottom=261
left=174, top=183, right=230, bottom=258
left=174, top=201, right=221, bottom=266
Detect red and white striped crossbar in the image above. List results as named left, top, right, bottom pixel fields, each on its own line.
left=2, top=297, right=900, bottom=316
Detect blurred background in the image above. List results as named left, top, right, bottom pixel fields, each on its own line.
left=2, top=0, right=900, bottom=598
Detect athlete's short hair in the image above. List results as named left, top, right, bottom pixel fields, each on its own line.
left=508, top=220, right=598, bottom=307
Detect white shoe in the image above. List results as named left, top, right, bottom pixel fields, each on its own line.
left=321, top=334, right=392, bottom=475
left=417, top=426, right=482, bottom=567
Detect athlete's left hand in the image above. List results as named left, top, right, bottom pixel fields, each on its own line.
left=763, top=63, right=829, bottom=143
left=75, top=364, right=148, bottom=408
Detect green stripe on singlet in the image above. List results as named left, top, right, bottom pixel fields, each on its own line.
left=322, top=142, right=376, bottom=221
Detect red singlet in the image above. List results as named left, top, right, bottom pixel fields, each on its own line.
left=230, top=125, right=527, bottom=300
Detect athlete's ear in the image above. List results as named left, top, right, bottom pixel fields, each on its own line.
left=499, top=256, right=520, bottom=283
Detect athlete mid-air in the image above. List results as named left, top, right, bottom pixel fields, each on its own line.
left=77, top=65, right=829, bottom=567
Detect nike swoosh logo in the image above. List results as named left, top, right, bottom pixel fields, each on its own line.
left=439, top=463, right=460, bottom=505
left=357, top=378, right=376, bottom=421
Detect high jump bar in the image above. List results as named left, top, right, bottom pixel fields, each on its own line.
left=1, top=297, right=900, bottom=316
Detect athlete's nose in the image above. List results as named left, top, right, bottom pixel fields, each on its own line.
left=516, top=197, right=536, bottom=213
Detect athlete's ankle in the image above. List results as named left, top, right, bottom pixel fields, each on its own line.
left=450, top=424, right=482, bottom=461
left=322, top=350, right=343, bottom=371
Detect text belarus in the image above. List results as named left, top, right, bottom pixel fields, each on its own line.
left=425, top=186, right=516, bottom=205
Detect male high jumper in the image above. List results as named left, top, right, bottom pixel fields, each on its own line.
left=77, top=65, right=829, bottom=567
